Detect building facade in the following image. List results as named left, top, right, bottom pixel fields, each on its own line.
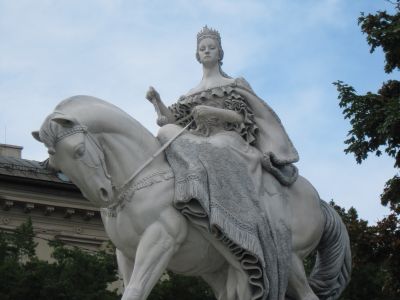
left=0, top=143, right=108, bottom=260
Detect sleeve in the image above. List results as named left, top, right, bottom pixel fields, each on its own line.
left=234, top=77, right=300, bottom=186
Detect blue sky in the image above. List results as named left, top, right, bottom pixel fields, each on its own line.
left=0, top=0, right=398, bottom=223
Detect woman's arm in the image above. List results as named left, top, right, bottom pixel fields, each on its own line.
left=146, top=87, right=176, bottom=126
left=193, top=105, right=244, bottom=124
left=191, top=105, right=243, bottom=136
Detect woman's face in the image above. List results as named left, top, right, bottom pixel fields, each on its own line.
left=197, top=37, right=220, bottom=67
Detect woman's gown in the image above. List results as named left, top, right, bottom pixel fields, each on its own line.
left=163, top=78, right=298, bottom=300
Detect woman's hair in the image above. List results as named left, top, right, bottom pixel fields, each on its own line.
left=196, top=26, right=231, bottom=79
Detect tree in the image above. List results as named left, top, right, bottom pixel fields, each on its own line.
left=329, top=201, right=398, bottom=300
left=0, top=219, right=120, bottom=300
left=334, top=1, right=400, bottom=214
left=148, top=271, right=215, bottom=300
left=334, top=1, right=400, bottom=298
left=0, top=219, right=217, bottom=300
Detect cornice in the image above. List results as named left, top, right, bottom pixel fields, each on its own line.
left=0, top=197, right=100, bottom=221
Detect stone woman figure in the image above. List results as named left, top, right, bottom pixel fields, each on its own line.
left=146, top=26, right=299, bottom=300
left=146, top=26, right=298, bottom=186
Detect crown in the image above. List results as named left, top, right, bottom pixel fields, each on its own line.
left=197, top=25, right=221, bottom=44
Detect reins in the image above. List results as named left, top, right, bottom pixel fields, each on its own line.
left=116, top=120, right=193, bottom=192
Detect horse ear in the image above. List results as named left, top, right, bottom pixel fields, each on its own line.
left=32, top=131, right=42, bottom=142
left=51, top=115, right=80, bottom=128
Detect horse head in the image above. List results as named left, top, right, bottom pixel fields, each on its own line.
left=33, top=112, right=114, bottom=207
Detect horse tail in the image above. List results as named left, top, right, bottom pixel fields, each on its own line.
left=308, top=200, right=351, bottom=300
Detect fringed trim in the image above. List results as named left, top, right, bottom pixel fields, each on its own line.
left=214, top=230, right=266, bottom=300
left=175, top=175, right=209, bottom=204
left=177, top=198, right=266, bottom=300
left=209, top=207, right=265, bottom=266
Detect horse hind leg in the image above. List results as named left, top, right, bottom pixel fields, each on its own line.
left=286, top=254, right=319, bottom=300
left=202, top=264, right=251, bottom=300
left=201, top=268, right=229, bottom=300
left=227, top=265, right=252, bottom=300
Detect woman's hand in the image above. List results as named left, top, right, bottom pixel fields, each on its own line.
left=145, top=86, right=161, bottom=103
left=145, top=86, right=174, bottom=126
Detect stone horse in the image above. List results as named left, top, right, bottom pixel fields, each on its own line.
left=33, top=96, right=351, bottom=300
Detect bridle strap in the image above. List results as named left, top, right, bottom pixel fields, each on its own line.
left=54, top=125, right=87, bottom=144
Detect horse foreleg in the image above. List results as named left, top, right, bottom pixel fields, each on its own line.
left=116, top=249, right=135, bottom=288
left=121, top=207, right=188, bottom=300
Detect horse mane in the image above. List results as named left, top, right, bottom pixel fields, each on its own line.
left=39, top=95, right=159, bottom=153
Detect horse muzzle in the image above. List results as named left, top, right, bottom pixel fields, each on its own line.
left=98, top=186, right=113, bottom=205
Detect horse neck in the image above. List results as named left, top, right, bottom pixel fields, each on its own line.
left=95, top=126, right=162, bottom=189
left=57, top=96, right=164, bottom=188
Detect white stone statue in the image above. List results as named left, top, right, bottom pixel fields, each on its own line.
left=33, top=27, right=351, bottom=300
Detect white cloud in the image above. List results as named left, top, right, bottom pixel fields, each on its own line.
left=0, top=0, right=396, bottom=224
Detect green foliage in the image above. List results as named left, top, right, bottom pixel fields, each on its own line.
left=381, top=175, right=400, bottom=213
left=333, top=80, right=400, bottom=167
left=358, top=0, right=400, bottom=73
left=333, top=80, right=400, bottom=213
left=0, top=219, right=119, bottom=300
left=334, top=1, right=400, bottom=214
left=0, top=220, right=216, bottom=300
left=148, top=271, right=215, bottom=300
left=330, top=201, right=400, bottom=300
left=333, top=4, right=400, bottom=297
left=0, top=217, right=37, bottom=262
left=372, top=213, right=400, bottom=296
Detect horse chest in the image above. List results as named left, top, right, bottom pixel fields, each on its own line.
left=101, top=211, right=142, bottom=253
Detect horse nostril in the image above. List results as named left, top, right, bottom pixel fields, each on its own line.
left=100, top=188, right=108, bottom=200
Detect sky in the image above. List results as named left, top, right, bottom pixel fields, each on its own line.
left=0, top=0, right=398, bottom=224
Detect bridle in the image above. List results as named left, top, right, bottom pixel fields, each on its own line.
left=54, top=121, right=192, bottom=205
left=54, top=125, right=111, bottom=182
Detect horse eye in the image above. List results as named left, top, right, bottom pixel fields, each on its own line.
left=74, top=145, right=86, bottom=158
